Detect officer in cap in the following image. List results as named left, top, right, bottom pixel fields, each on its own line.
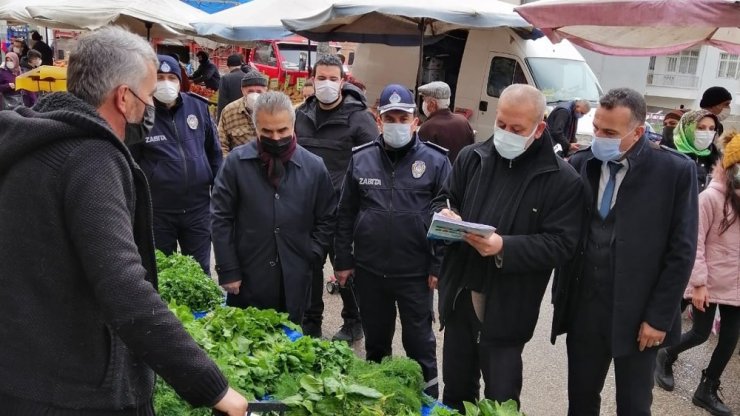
left=127, top=54, right=222, bottom=274
left=334, top=83, right=452, bottom=398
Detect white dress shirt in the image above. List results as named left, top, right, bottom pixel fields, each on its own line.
left=597, top=159, right=630, bottom=211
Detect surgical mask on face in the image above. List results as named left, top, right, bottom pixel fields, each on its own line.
left=693, top=130, right=715, bottom=150
left=314, top=80, right=341, bottom=104
left=124, top=97, right=156, bottom=146
left=30, top=59, right=41, bottom=67
left=5, top=61, right=15, bottom=70
left=718, top=107, right=730, bottom=121
left=422, top=101, right=431, bottom=117
left=245, top=92, right=260, bottom=111
left=383, top=122, right=414, bottom=148
left=576, top=112, right=585, bottom=119
left=590, top=135, right=624, bottom=162
left=153, top=80, right=180, bottom=104
left=12, top=47, right=20, bottom=54
left=493, top=125, right=537, bottom=160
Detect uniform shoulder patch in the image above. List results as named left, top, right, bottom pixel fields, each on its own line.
left=352, top=141, right=377, bottom=153
left=422, top=141, right=449, bottom=154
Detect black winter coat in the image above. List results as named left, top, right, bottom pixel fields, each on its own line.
left=295, top=84, right=379, bottom=194
left=192, top=59, right=221, bottom=91
left=546, top=102, right=578, bottom=157
left=0, top=93, right=227, bottom=413
left=552, top=137, right=699, bottom=357
left=211, top=141, right=337, bottom=322
left=334, top=136, right=452, bottom=278
left=217, top=67, right=251, bottom=120
left=431, top=132, right=584, bottom=347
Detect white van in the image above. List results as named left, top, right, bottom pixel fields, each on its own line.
left=350, top=28, right=603, bottom=142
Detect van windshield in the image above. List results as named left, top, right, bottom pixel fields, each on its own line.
left=526, top=58, right=602, bottom=104
left=278, top=43, right=318, bottom=72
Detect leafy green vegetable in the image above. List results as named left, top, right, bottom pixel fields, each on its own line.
left=155, top=250, right=223, bottom=312
left=432, top=399, right=523, bottom=416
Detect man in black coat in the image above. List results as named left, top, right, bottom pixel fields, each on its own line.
left=432, top=84, right=584, bottom=412
left=30, top=30, right=54, bottom=65
left=212, top=91, right=336, bottom=324
left=295, top=54, right=378, bottom=341
left=217, top=53, right=253, bottom=120
left=547, top=99, right=591, bottom=158
left=191, top=50, right=221, bottom=91
left=552, top=88, right=699, bottom=416
left=0, top=26, right=246, bottom=415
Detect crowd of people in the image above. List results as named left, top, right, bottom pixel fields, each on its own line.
left=0, top=30, right=54, bottom=110
left=0, top=25, right=737, bottom=416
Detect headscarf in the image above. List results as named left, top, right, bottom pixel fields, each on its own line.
left=673, top=109, right=719, bottom=157
left=4, top=51, right=20, bottom=76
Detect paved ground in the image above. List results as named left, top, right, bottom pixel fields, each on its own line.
left=315, top=263, right=740, bottom=415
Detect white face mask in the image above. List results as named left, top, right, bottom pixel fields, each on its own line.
left=314, top=80, right=341, bottom=104
left=422, top=101, right=431, bottom=117
left=693, top=130, right=715, bottom=150
left=5, top=61, right=15, bottom=70
left=493, top=125, right=537, bottom=160
left=718, top=107, right=730, bottom=121
left=30, top=59, right=41, bottom=67
left=154, top=80, right=180, bottom=104
left=245, top=92, right=260, bottom=111
left=12, top=47, right=20, bottom=54
left=383, top=122, right=414, bottom=148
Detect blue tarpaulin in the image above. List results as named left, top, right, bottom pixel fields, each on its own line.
left=181, top=0, right=250, bottom=14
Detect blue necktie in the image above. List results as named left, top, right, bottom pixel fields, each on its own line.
left=599, top=162, right=622, bottom=219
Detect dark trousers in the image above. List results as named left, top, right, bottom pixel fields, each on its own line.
left=152, top=207, right=211, bottom=274
left=567, top=295, right=657, bottom=416
left=303, top=247, right=361, bottom=328
left=442, top=290, right=525, bottom=412
left=354, top=267, right=438, bottom=397
left=666, top=303, right=740, bottom=380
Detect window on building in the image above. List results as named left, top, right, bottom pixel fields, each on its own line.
left=648, top=56, right=656, bottom=71
left=665, top=48, right=700, bottom=75
left=717, top=53, right=740, bottom=79
left=486, top=56, right=527, bottom=98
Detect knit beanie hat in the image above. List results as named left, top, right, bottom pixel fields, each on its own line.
left=241, top=71, right=268, bottom=87
left=700, top=86, right=732, bottom=109
left=722, top=132, right=740, bottom=169
left=156, top=55, right=182, bottom=82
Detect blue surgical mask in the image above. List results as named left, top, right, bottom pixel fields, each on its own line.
left=493, top=126, right=537, bottom=160
left=590, top=136, right=623, bottom=162
left=576, top=112, right=585, bottom=119
left=383, top=122, right=414, bottom=148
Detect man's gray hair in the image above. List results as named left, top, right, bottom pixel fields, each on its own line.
left=433, top=98, right=450, bottom=109
left=67, top=26, right=158, bottom=108
left=500, top=84, right=547, bottom=122
left=252, top=91, right=296, bottom=129
left=575, top=99, right=591, bottom=112
left=599, top=88, right=646, bottom=125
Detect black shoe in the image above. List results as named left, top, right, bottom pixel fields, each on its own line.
left=332, top=321, right=364, bottom=343
left=654, top=349, right=676, bottom=391
left=301, top=321, right=322, bottom=338
left=692, top=370, right=733, bottom=416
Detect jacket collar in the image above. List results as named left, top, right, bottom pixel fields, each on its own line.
left=238, top=139, right=304, bottom=168
left=428, top=108, right=452, bottom=119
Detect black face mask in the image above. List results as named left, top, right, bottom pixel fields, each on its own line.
left=124, top=104, right=155, bottom=146
left=662, top=126, right=675, bottom=145
left=260, top=135, right=293, bottom=157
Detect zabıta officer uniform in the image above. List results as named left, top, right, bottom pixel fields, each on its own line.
left=334, top=84, right=452, bottom=398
